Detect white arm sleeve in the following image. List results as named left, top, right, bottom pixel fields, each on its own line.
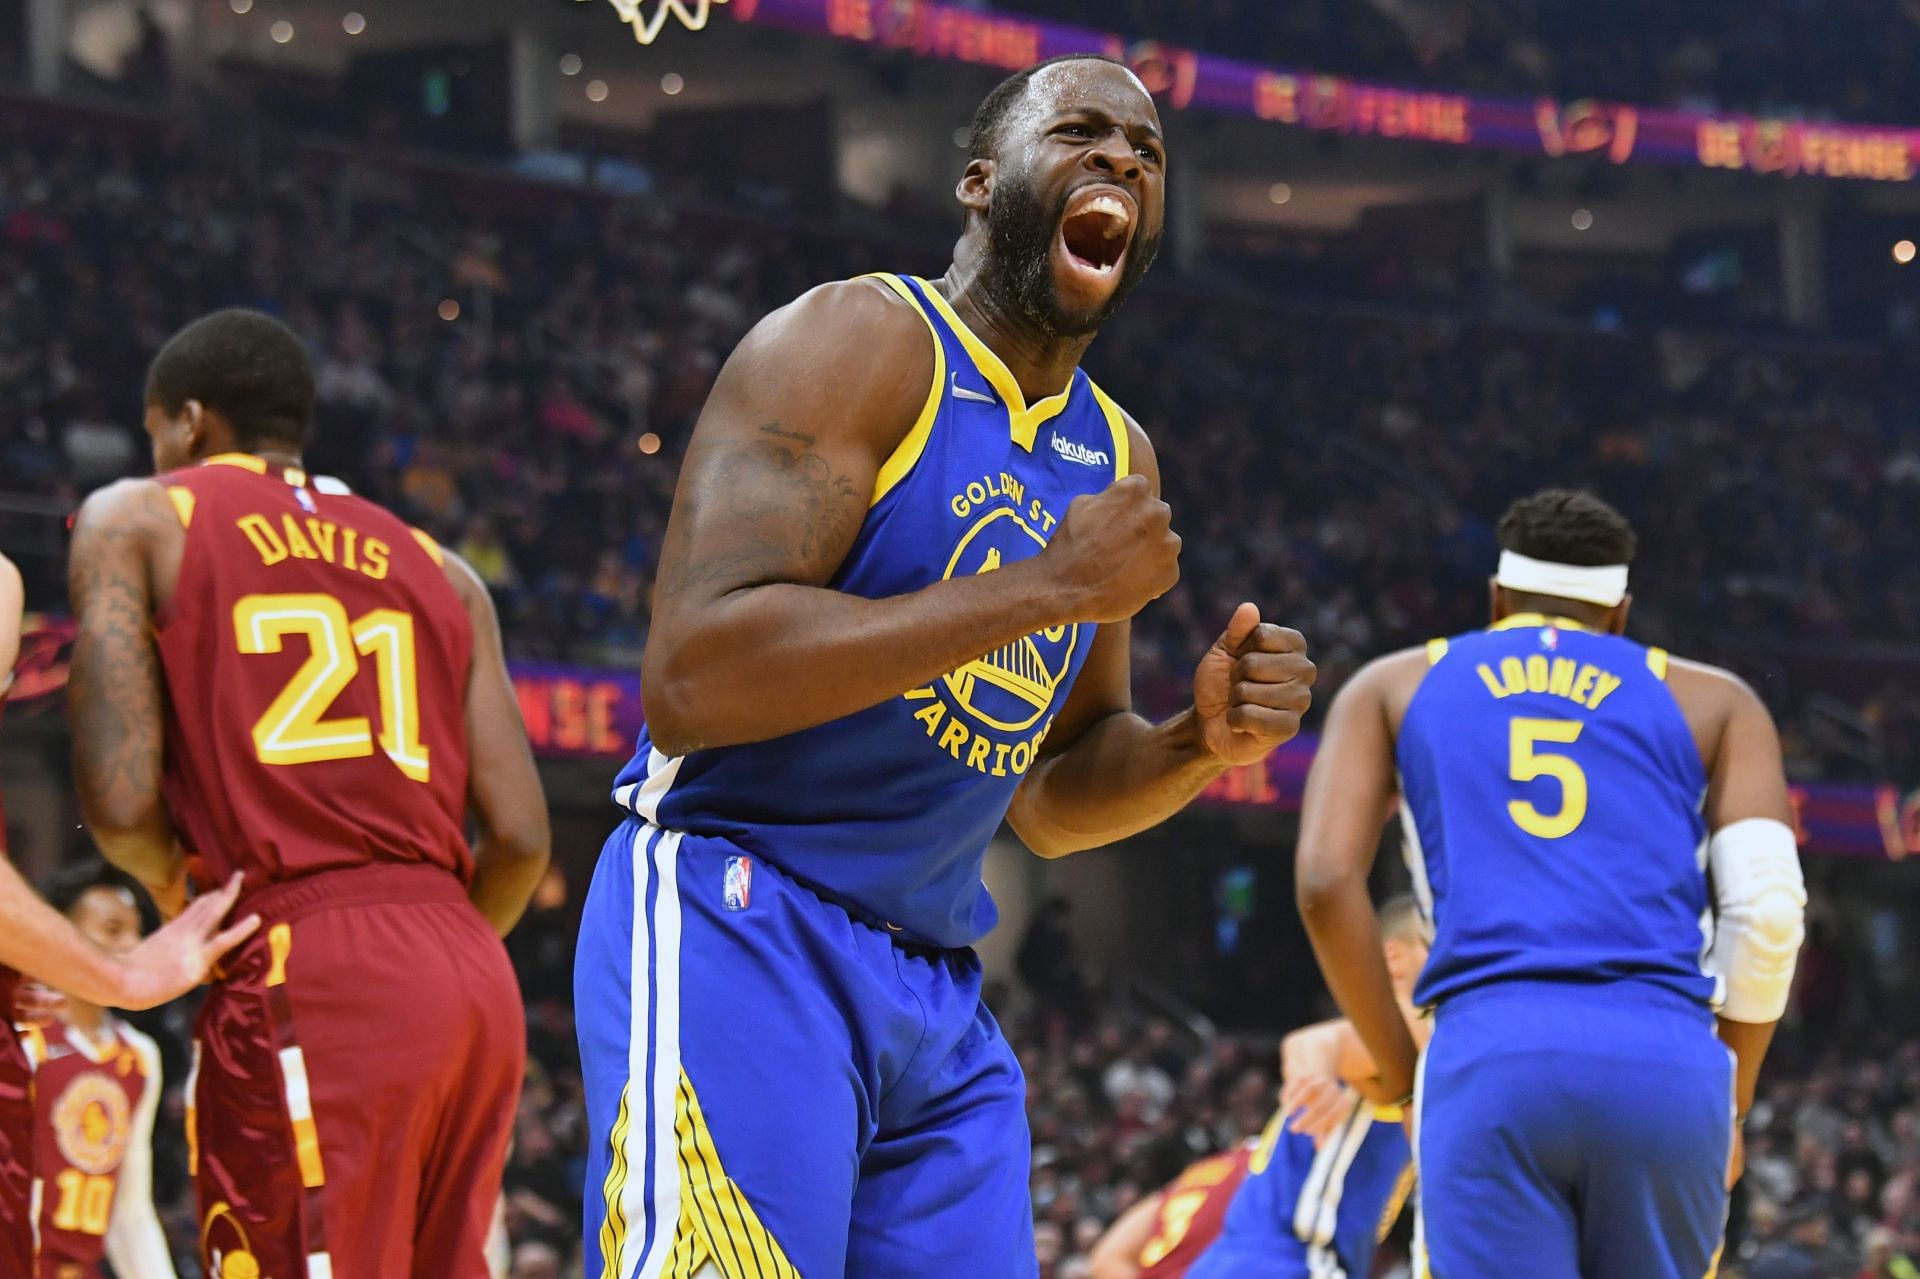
left=105, top=1028, right=179, bottom=1279
left=1708, top=817, right=1807, bottom=1024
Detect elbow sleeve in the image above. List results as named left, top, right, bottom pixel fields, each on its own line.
left=1708, top=818, right=1807, bottom=1023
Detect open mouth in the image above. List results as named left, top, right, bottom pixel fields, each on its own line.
left=1058, top=188, right=1134, bottom=280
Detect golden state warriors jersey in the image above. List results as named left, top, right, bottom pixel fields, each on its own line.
left=614, top=274, right=1132, bottom=947
left=1398, top=615, right=1716, bottom=1009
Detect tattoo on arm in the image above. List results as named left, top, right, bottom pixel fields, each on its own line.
left=655, top=422, right=865, bottom=604
left=69, top=486, right=177, bottom=867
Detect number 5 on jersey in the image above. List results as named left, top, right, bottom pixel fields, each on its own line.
left=1508, top=717, right=1586, bottom=839
left=233, top=592, right=430, bottom=782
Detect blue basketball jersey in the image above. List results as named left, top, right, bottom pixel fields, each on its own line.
left=1197, top=1100, right=1413, bottom=1279
left=1397, top=615, right=1715, bottom=1010
left=612, top=274, right=1130, bottom=948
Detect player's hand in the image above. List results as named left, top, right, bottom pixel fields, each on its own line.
left=113, top=874, right=260, bottom=1010
left=1038, top=474, right=1180, bottom=623
left=1727, top=1125, right=1745, bottom=1190
left=1193, top=604, right=1315, bottom=766
left=13, top=980, right=66, bottom=1027
left=1281, top=1074, right=1354, bottom=1149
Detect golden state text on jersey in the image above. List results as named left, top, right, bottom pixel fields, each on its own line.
left=615, top=274, right=1133, bottom=947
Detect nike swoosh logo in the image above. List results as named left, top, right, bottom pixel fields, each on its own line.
left=951, top=373, right=996, bottom=404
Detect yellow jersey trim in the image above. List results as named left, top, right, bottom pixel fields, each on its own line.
left=1646, top=647, right=1670, bottom=680
left=1490, top=612, right=1591, bottom=633
left=409, top=527, right=446, bottom=566
left=672, top=1069, right=800, bottom=1279
left=913, top=276, right=1075, bottom=451
left=166, top=486, right=196, bottom=530
left=19, top=1025, right=46, bottom=1068
left=266, top=923, right=293, bottom=988
left=596, top=1086, right=636, bottom=1279
left=1085, top=379, right=1132, bottom=481
left=1425, top=637, right=1450, bottom=665
left=862, top=274, right=949, bottom=507
left=204, top=453, right=269, bottom=474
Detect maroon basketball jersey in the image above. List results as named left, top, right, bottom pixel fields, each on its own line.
left=22, top=1019, right=152, bottom=1276
left=1136, top=1144, right=1254, bottom=1279
left=154, top=455, right=474, bottom=889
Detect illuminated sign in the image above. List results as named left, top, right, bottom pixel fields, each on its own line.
left=736, top=0, right=1920, bottom=182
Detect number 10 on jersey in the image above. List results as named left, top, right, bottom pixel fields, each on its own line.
left=233, top=592, right=431, bottom=782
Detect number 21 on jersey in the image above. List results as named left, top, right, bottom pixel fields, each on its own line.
left=1508, top=717, right=1587, bottom=839
left=233, top=593, right=430, bottom=782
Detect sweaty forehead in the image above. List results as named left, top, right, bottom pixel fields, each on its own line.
left=1012, top=60, right=1160, bottom=137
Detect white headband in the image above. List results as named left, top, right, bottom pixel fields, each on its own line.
left=1495, top=550, right=1629, bottom=608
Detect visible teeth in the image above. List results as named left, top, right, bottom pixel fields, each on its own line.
left=1083, top=195, right=1130, bottom=236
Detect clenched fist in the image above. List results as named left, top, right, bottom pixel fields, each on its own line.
left=1193, top=603, right=1315, bottom=766
left=1038, top=474, right=1181, bottom=623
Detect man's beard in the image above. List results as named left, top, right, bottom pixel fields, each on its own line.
left=984, top=172, right=1160, bottom=341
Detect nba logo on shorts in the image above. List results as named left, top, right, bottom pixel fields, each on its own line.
left=723, top=856, right=753, bottom=911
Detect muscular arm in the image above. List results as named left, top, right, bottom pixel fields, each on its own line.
left=446, top=552, right=550, bottom=936
left=1008, top=426, right=1313, bottom=858
left=1295, top=652, right=1426, bottom=1103
left=1087, top=1190, right=1162, bottom=1279
left=68, top=480, right=183, bottom=897
left=644, top=281, right=1101, bottom=756
left=1685, top=665, right=1799, bottom=1122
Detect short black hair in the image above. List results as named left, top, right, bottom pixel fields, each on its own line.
left=145, top=308, right=316, bottom=450
left=1496, top=488, right=1637, bottom=567
left=968, top=54, right=1128, bottom=161
left=41, top=860, right=152, bottom=933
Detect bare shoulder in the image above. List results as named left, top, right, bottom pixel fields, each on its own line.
left=737, top=278, right=934, bottom=401
left=1664, top=654, right=1773, bottom=747
left=1665, top=654, right=1767, bottom=716
left=688, top=276, right=939, bottom=470
left=1349, top=644, right=1434, bottom=705
left=72, top=477, right=173, bottom=537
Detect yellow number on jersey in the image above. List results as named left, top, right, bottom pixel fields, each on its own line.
left=233, top=594, right=430, bottom=782
left=52, top=1168, right=115, bottom=1236
left=1507, top=717, right=1587, bottom=839
left=1139, top=1189, right=1208, bottom=1268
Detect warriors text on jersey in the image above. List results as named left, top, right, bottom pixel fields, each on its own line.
left=612, top=273, right=1133, bottom=946
left=21, top=1018, right=160, bottom=1277
left=1396, top=615, right=1714, bottom=1010
left=153, top=455, right=474, bottom=889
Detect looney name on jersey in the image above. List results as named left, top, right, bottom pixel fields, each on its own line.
left=1476, top=655, right=1624, bottom=711
left=235, top=512, right=393, bottom=581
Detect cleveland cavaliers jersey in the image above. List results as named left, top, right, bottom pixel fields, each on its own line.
left=1200, top=1102, right=1412, bottom=1279
left=614, top=274, right=1132, bottom=946
left=21, top=1018, right=156, bottom=1276
left=1397, top=614, right=1715, bottom=1009
left=154, top=456, right=474, bottom=889
left=1136, top=1144, right=1253, bottom=1279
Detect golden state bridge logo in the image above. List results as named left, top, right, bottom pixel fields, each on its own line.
left=905, top=486, right=1078, bottom=779
left=52, top=1071, right=131, bottom=1175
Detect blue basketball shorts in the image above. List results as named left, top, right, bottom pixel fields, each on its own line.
left=1412, top=981, right=1734, bottom=1279
left=575, top=819, right=1037, bottom=1279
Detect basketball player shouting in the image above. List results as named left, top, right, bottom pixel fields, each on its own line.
left=578, top=55, right=1316, bottom=1278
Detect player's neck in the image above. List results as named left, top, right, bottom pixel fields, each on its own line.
left=62, top=1001, right=108, bottom=1037
left=208, top=446, right=305, bottom=471
left=934, top=263, right=1094, bottom=404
